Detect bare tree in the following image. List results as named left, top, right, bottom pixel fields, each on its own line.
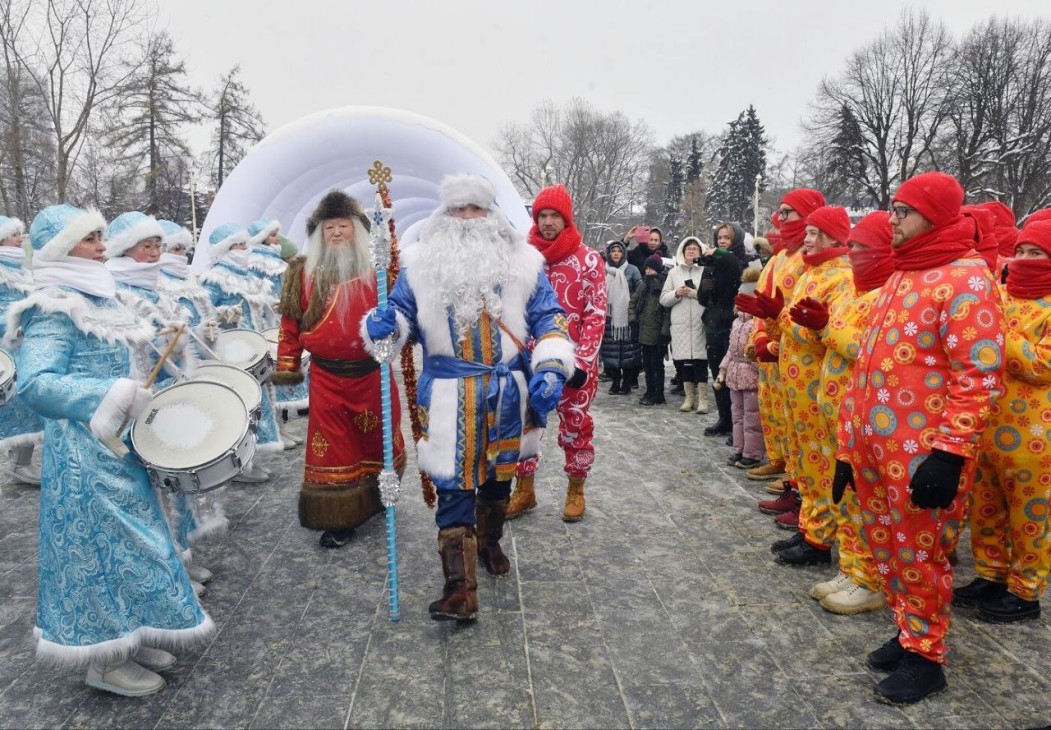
left=494, top=98, right=654, bottom=245
left=206, top=65, right=265, bottom=187
left=802, top=9, right=953, bottom=208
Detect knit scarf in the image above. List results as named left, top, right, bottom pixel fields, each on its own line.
left=160, top=252, right=190, bottom=279
left=529, top=225, right=582, bottom=265
left=892, top=216, right=979, bottom=271
left=780, top=219, right=807, bottom=253
left=1006, top=257, right=1051, bottom=300
left=33, top=256, right=116, bottom=299
left=802, top=246, right=848, bottom=268
left=605, top=264, right=631, bottom=339
left=106, top=256, right=161, bottom=290
left=850, top=247, right=895, bottom=293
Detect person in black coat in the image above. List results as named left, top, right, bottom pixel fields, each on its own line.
left=600, top=241, right=643, bottom=394
left=625, top=226, right=670, bottom=274
left=698, top=222, right=747, bottom=435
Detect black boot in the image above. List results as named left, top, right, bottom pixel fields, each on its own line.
left=867, top=632, right=905, bottom=672
left=319, top=527, right=356, bottom=548
left=775, top=542, right=832, bottom=566
left=770, top=531, right=805, bottom=554
left=476, top=499, right=511, bottom=576
left=978, top=592, right=1040, bottom=623
left=429, top=527, right=479, bottom=621
left=951, top=577, right=1006, bottom=607
left=607, top=368, right=622, bottom=395
left=624, top=368, right=640, bottom=390
left=874, top=651, right=946, bottom=704
left=713, top=385, right=732, bottom=426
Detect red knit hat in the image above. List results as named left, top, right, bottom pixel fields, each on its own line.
left=1017, top=220, right=1051, bottom=257
left=532, top=185, right=575, bottom=230
left=1025, top=208, right=1051, bottom=226
left=849, top=211, right=893, bottom=250
left=805, top=206, right=851, bottom=245
left=781, top=188, right=826, bottom=219
left=892, top=172, right=964, bottom=227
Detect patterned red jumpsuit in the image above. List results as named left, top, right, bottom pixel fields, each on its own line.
left=517, top=245, right=607, bottom=478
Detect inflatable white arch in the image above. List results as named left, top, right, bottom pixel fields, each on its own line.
left=194, top=106, right=531, bottom=272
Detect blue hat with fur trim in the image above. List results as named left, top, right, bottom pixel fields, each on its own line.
left=248, top=218, right=280, bottom=246
left=29, top=205, right=107, bottom=261
left=105, top=211, right=165, bottom=258
left=209, top=223, right=249, bottom=259
left=0, top=216, right=25, bottom=241
left=158, top=219, right=194, bottom=251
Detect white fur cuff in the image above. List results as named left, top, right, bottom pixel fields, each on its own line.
left=89, top=378, right=137, bottom=438
left=360, top=308, right=411, bottom=356
left=530, top=336, right=575, bottom=379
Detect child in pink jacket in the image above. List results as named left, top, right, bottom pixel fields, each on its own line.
left=717, top=267, right=765, bottom=468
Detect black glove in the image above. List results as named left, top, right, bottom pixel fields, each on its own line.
left=831, top=459, right=855, bottom=504
left=909, top=449, right=965, bottom=509
left=566, top=367, right=587, bottom=389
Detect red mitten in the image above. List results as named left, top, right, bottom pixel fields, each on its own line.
left=755, top=337, right=779, bottom=363
left=734, top=292, right=765, bottom=318
left=789, top=296, right=830, bottom=330
left=754, top=287, right=786, bottom=319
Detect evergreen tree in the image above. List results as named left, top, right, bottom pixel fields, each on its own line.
left=827, top=103, right=869, bottom=206
left=207, top=65, right=266, bottom=187
left=661, top=155, right=684, bottom=238
left=108, top=32, right=202, bottom=214
left=707, top=105, right=768, bottom=225
left=685, top=137, right=703, bottom=184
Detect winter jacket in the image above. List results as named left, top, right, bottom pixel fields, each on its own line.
left=720, top=312, right=759, bottom=391
left=699, top=223, right=745, bottom=338
left=659, top=238, right=707, bottom=360
left=601, top=251, right=643, bottom=369
left=629, top=269, right=669, bottom=347
left=627, top=240, right=670, bottom=273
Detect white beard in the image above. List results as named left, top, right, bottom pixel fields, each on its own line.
left=421, top=213, right=514, bottom=336
left=304, top=224, right=374, bottom=330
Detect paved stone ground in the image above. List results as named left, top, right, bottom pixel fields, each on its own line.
left=1, top=374, right=1050, bottom=729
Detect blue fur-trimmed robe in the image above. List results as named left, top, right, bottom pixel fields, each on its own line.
left=368, top=242, right=575, bottom=492
left=0, top=255, right=44, bottom=451
left=7, top=287, right=212, bottom=663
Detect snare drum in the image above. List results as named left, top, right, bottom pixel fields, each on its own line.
left=131, top=380, right=254, bottom=493
left=0, top=349, right=15, bottom=405
left=193, top=362, right=262, bottom=428
left=213, top=328, right=274, bottom=383
left=262, top=326, right=310, bottom=366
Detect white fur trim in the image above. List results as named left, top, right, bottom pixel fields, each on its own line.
left=360, top=308, right=410, bottom=356
left=255, top=440, right=285, bottom=455
left=438, top=174, right=497, bottom=211
left=0, top=218, right=24, bottom=241
left=4, top=289, right=156, bottom=349
left=163, top=228, right=194, bottom=251
left=37, top=210, right=107, bottom=261
left=249, top=221, right=281, bottom=246
left=247, top=250, right=287, bottom=276
left=519, top=426, right=543, bottom=460
left=530, top=336, right=576, bottom=379
left=105, top=217, right=165, bottom=259
left=274, top=394, right=310, bottom=411
left=0, top=430, right=43, bottom=451
left=0, top=262, right=33, bottom=293
left=210, top=231, right=250, bottom=261
left=90, top=378, right=137, bottom=439
left=198, top=264, right=273, bottom=308
left=415, top=377, right=459, bottom=479
left=33, top=615, right=215, bottom=667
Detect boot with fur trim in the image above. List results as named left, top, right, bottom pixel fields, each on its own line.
left=476, top=498, right=511, bottom=576
left=428, top=527, right=478, bottom=621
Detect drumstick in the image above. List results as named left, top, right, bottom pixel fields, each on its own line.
left=102, top=325, right=186, bottom=457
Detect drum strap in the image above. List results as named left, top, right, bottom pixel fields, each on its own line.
left=311, top=354, right=382, bottom=378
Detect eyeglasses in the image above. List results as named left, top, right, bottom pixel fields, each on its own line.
left=890, top=205, right=914, bottom=220
left=776, top=207, right=796, bottom=221
left=136, top=241, right=162, bottom=251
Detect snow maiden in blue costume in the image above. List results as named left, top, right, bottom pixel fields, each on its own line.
left=6, top=205, right=213, bottom=697
left=199, top=223, right=283, bottom=481
left=364, top=174, right=575, bottom=622
left=0, top=215, right=44, bottom=485
left=105, top=212, right=227, bottom=588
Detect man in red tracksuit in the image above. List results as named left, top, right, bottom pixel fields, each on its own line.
left=508, top=185, right=607, bottom=522
left=835, top=172, right=1004, bottom=704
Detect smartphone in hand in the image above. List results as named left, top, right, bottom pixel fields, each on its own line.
left=635, top=226, right=651, bottom=244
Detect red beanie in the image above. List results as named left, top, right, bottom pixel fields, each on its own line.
left=849, top=211, right=893, bottom=251
left=962, top=204, right=1000, bottom=270
left=532, top=185, right=575, bottom=230
left=977, top=201, right=1018, bottom=257
left=892, top=172, right=964, bottom=228
left=1017, top=220, right=1051, bottom=257
left=1025, top=208, right=1051, bottom=226
left=806, top=206, right=851, bottom=245
left=781, top=188, right=826, bottom=219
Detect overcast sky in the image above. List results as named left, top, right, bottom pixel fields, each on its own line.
left=157, top=0, right=1050, bottom=160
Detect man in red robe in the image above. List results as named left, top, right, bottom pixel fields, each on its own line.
left=272, top=190, right=405, bottom=547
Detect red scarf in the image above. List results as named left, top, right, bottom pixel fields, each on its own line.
left=850, top=248, right=895, bottom=293
left=529, top=225, right=582, bottom=265
left=1006, top=257, right=1051, bottom=300
left=892, top=216, right=979, bottom=271
left=780, top=219, right=807, bottom=253
left=802, top=246, right=848, bottom=268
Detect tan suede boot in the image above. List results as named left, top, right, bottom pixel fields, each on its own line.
left=679, top=382, right=697, bottom=412
left=476, top=498, right=511, bottom=576
left=506, top=474, right=537, bottom=520
left=428, top=526, right=478, bottom=621
left=563, top=476, right=586, bottom=522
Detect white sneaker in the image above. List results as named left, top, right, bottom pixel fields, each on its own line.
left=820, top=582, right=886, bottom=615
left=187, top=564, right=213, bottom=584
left=191, top=580, right=206, bottom=597
left=810, top=572, right=853, bottom=601
left=7, top=462, right=42, bottom=485
left=132, top=646, right=176, bottom=672
left=85, top=659, right=165, bottom=697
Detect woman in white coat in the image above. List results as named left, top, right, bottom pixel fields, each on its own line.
left=660, top=236, right=709, bottom=413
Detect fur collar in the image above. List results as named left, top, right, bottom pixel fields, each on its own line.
left=0, top=259, right=33, bottom=293
left=248, top=247, right=287, bottom=277
left=5, top=287, right=157, bottom=348
left=199, top=260, right=274, bottom=306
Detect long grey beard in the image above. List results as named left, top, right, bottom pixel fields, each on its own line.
left=422, top=213, right=514, bottom=336
left=306, top=237, right=373, bottom=330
